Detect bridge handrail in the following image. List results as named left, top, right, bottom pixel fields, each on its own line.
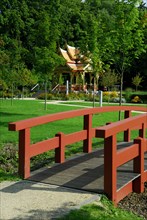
left=9, top=106, right=146, bottom=131
left=96, top=113, right=147, bottom=138
left=95, top=112, right=147, bottom=205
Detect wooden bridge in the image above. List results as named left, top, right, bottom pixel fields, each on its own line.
left=9, top=106, right=147, bottom=205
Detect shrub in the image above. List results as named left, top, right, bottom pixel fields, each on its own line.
left=110, top=91, right=119, bottom=98
left=0, top=144, right=18, bottom=174
left=103, top=91, right=119, bottom=102
left=112, top=97, right=126, bottom=103
left=125, top=88, right=133, bottom=102
left=131, top=96, right=142, bottom=103
left=37, top=93, right=45, bottom=99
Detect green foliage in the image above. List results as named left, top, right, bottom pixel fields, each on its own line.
left=132, top=73, right=144, bottom=91
left=0, top=143, right=18, bottom=174
left=102, top=91, right=119, bottom=103
left=58, top=195, right=143, bottom=220
left=0, top=0, right=147, bottom=97
left=123, top=90, right=147, bottom=103
left=100, top=70, right=119, bottom=89
left=37, top=92, right=100, bottom=101
left=124, top=87, right=133, bottom=102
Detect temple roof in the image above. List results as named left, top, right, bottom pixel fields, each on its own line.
left=59, top=44, right=90, bottom=72
left=60, top=48, right=75, bottom=63
left=67, top=63, right=84, bottom=72
left=66, top=45, right=80, bottom=61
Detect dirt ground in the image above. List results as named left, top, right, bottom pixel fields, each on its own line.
left=118, top=183, right=147, bottom=220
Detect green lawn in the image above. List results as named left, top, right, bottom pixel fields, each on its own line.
left=0, top=99, right=118, bottom=144
left=0, top=99, right=145, bottom=220
left=0, top=99, right=142, bottom=145
left=58, top=196, right=143, bottom=220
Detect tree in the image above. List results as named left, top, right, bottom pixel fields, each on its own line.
left=77, top=9, right=105, bottom=106
left=108, top=0, right=146, bottom=107
left=100, top=70, right=119, bottom=90
left=33, top=10, right=63, bottom=110
left=0, top=0, right=146, bottom=101
left=18, top=67, right=38, bottom=98
left=132, top=73, right=143, bottom=91
left=58, top=0, right=85, bottom=46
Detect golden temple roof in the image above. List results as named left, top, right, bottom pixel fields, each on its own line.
left=59, top=44, right=90, bottom=72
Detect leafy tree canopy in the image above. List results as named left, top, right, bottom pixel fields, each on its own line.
left=0, top=0, right=146, bottom=90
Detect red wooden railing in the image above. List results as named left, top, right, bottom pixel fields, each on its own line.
left=9, top=106, right=147, bottom=205
left=95, top=113, right=147, bottom=205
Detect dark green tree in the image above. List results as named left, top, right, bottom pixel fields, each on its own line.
left=132, top=73, right=144, bottom=91
left=100, top=70, right=119, bottom=91
left=108, top=0, right=146, bottom=106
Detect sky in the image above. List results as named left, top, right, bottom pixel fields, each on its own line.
left=81, top=0, right=147, bottom=4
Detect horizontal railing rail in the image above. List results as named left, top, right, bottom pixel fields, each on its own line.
left=9, top=106, right=146, bottom=131
left=8, top=106, right=147, bottom=205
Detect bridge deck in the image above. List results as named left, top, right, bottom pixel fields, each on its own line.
left=29, top=142, right=147, bottom=193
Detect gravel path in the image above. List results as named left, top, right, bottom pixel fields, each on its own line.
left=0, top=180, right=100, bottom=220
left=1, top=181, right=147, bottom=219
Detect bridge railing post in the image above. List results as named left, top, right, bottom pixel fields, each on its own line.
left=139, top=123, right=145, bottom=138
left=124, top=110, right=131, bottom=142
left=55, top=132, right=65, bottom=163
left=133, top=137, right=145, bottom=193
left=19, top=128, right=30, bottom=179
left=83, top=114, right=92, bottom=153
left=104, top=134, right=117, bottom=204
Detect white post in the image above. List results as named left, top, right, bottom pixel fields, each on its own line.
left=99, top=90, right=103, bottom=107
left=66, top=80, right=69, bottom=95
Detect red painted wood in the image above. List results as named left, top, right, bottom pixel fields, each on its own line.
left=30, top=137, right=59, bottom=157
left=55, top=132, right=65, bottom=163
left=95, top=114, right=146, bottom=138
left=19, top=129, right=30, bottom=179
left=116, top=181, right=133, bottom=204
left=116, top=143, right=139, bottom=167
left=9, top=106, right=147, bottom=131
left=8, top=106, right=147, bottom=205
left=133, top=138, right=145, bottom=193
left=124, top=110, right=131, bottom=141
left=83, top=114, right=93, bottom=153
left=139, top=123, right=145, bottom=138
left=65, top=130, right=87, bottom=145
left=104, top=135, right=117, bottom=202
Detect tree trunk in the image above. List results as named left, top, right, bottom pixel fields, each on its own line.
left=22, top=86, right=24, bottom=99
left=11, top=83, right=14, bottom=106
left=93, top=77, right=95, bottom=108
left=119, top=71, right=123, bottom=120
left=44, top=81, right=47, bottom=110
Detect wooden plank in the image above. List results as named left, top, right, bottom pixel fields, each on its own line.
left=95, top=114, right=147, bottom=138
left=116, top=143, right=139, bottom=167
left=28, top=143, right=147, bottom=194
left=30, top=137, right=59, bottom=157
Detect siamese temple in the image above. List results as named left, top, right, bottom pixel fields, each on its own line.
left=54, top=44, right=96, bottom=92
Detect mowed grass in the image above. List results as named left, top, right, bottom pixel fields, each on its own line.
left=0, top=99, right=143, bottom=145
left=0, top=99, right=84, bottom=144
left=0, top=99, right=145, bottom=220
left=58, top=196, right=144, bottom=220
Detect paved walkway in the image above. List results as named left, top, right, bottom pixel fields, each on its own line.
left=0, top=180, right=100, bottom=220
